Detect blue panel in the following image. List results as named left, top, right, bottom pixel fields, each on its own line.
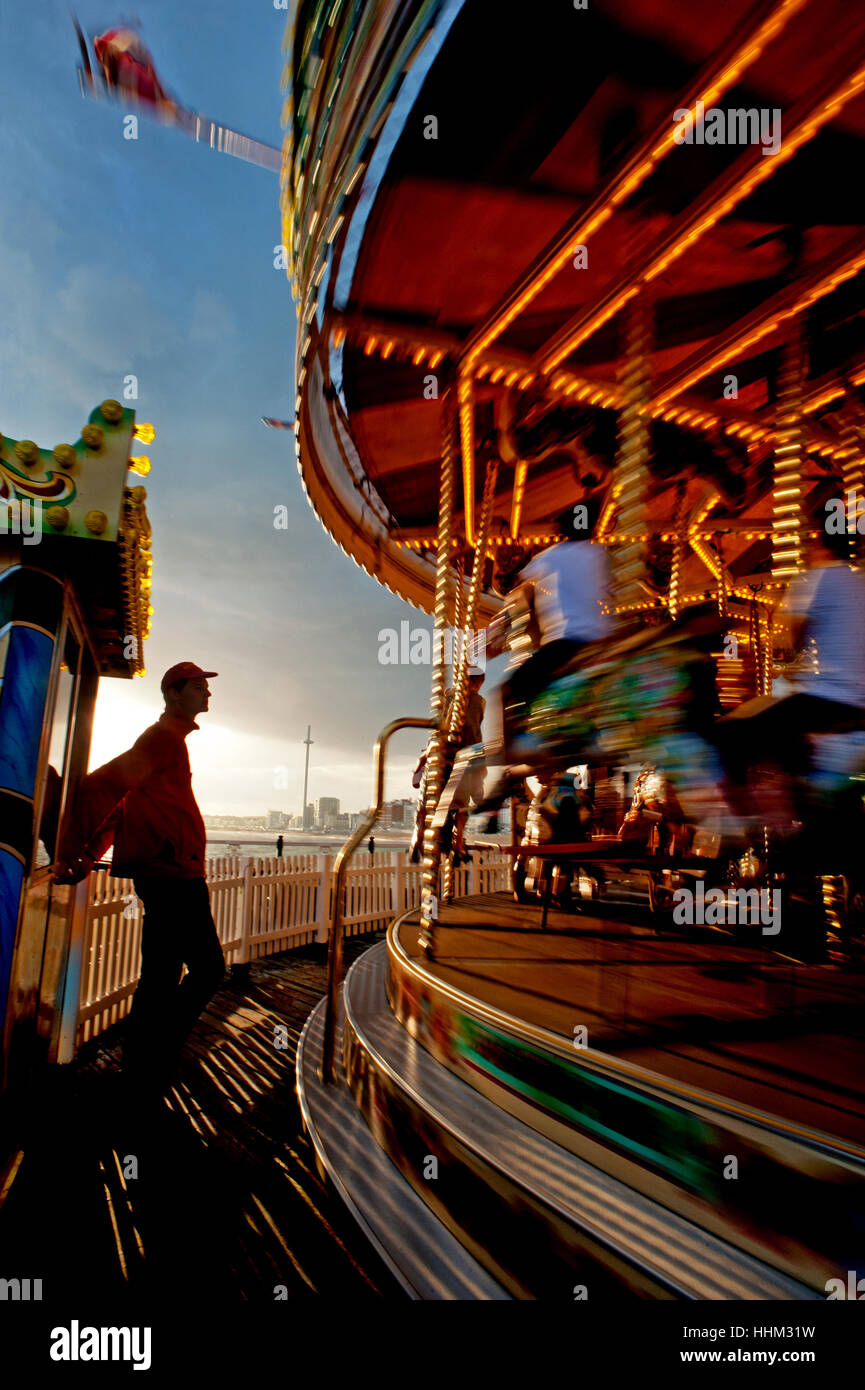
left=0, top=626, right=54, bottom=795
left=0, top=849, right=25, bottom=1039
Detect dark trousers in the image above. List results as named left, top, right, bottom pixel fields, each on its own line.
left=479, top=640, right=584, bottom=812
left=505, top=639, right=582, bottom=710
left=126, top=876, right=225, bottom=1075
left=720, top=693, right=862, bottom=787
left=719, top=694, right=864, bottom=877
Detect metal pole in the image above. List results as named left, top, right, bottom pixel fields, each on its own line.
left=447, top=454, right=498, bottom=744
left=612, top=292, right=653, bottom=614
left=420, top=388, right=459, bottom=944
left=440, top=455, right=499, bottom=910
left=322, top=715, right=434, bottom=1083
left=302, top=725, right=313, bottom=830
left=771, top=324, right=805, bottom=581
left=837, top=397, right=865, bottom=568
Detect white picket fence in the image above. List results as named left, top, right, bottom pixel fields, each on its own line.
left=70, top=848, right=511, bottom=1051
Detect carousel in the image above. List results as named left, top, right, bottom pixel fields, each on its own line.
left=0, top=403, right=152, bottom=1102
left=284, top=0, right=865, bottom=1297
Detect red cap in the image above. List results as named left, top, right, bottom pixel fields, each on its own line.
left=161, top=662, right=218, bottom=693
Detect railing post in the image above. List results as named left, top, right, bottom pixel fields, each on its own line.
left=316, top=854, right=331, bottom=943
left=56, top=874, right=91, bottom=1064
left=468, top=850, right=480, bottom=897
left=238, top=859, right=254, bottom=965
left=395, top=853, right=406, bottom=919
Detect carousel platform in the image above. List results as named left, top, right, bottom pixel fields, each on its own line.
left=298, top=892, right=865, bottom=1300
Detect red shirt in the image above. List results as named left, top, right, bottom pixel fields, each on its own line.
left=71, top=711, right=207, bottom=879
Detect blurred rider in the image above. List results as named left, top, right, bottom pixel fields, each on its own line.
left=502, top=499, right=613, bottom=711
left=480, top=502, right=612, bottom=817
left=721, top=491, right=865, bottom=847
left=445, top=667, right=486, bottom=861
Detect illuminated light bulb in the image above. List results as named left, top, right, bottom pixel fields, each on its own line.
left=128, top=457, right=151, bottom=477
left=134, top=423, right=156, bottom=444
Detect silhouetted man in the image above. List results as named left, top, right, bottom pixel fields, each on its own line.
left=58, top=662, right=225, bottom=1087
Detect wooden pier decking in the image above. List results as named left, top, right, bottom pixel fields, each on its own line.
left=0, top=934, right=403, bottom=1304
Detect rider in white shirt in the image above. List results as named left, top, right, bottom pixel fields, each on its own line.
left=478, top=505, right=611, bottom=818
left=519, top=533, right=613, bottom=645
left=721, top=507, right=865, bottom=850
left=502, top=501, right=613, bottom=709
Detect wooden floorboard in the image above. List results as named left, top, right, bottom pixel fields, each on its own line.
left=0, top=934, right=405, bottom=1305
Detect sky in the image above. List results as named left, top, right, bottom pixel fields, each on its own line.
left=0, top=0, right=462, bottom=817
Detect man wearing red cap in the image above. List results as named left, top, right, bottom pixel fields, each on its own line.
left=58, top=663, right=224, bottom=1086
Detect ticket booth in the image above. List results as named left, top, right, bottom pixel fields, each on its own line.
left=0, top=401, right=152, bottom=1097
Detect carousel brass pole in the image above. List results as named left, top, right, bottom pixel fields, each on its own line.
left=448, top=456, right=498, bottom=742
left=419, top=389, right=458, bottom=945
left=715, top=534, right=728, bottom=619
left=748, top=586, right=765, bottom=698
left=612, top=293, right=653, bottom=613
left=838, top=400, right=865, bottom=568
left=667, top=483, right=687, bottom=620
left=440, top=836, right=454, bottom=906
left=452, top=541, right=466, bottom=645
left=771, top=322, right=806, bottom=580
left=761, top=604, right=774, bottom=695
left=441, top=456, right=498, bottom=905
left=441, top=544, right=465, bottom=905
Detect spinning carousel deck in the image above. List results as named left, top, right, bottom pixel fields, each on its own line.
left=401, top=893, right=865, bottom=1148
left=298, top=891, right=865, bottom=1299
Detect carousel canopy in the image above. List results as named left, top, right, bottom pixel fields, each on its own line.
left=283, top=0, right=865, bottom=616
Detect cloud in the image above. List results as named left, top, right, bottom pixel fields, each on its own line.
left=53, top=265, right=178, bottom=371
left=188, top=289, right=236, bottom=344
left=0, top=226, right=177, bottom=435
left=0, top=157, right=436, bottom=818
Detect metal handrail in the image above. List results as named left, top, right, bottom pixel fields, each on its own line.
left=322, top=715, right=435, bottom=1083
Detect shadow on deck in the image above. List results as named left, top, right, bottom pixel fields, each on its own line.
left=0, top=934, right=403, bottom=1305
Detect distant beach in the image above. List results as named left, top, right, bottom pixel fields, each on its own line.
left=204, top=829, right=415, bottom=861
left=203, top=826, right=506, bottom=861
